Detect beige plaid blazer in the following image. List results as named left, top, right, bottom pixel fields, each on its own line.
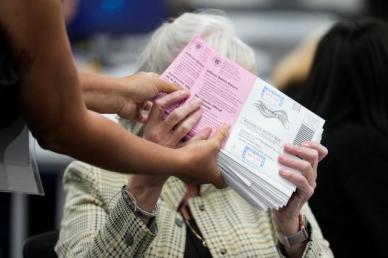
left=55, top=161, right=333, bottom=258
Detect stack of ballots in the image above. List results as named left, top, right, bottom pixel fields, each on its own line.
left=161, top=36, right=325, bottom=210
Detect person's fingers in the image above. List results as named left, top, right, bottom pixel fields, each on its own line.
left=301, top=142, right=328, bottom=161
left=153, top=76, right=183, bottom=94
left=189, top=127, right=212, bottom=142
left=148, top=90, right=189, bottom=124
left=279, top=168, right=314, bottom=198
left=210, top=124, right=231, bottom=150
left=279, top=155, right=316, bottom=187
left=172, top=109, right=203, bottom=141
left=164, top=98, right=202, bottom=130
left=284, top=144, right=319, bottom=170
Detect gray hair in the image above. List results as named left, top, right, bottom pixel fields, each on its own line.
left=136, top=11, right=257, bottom=73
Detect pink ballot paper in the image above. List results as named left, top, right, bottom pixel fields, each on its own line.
left=160, top=36, right=256, bottom=138
left=161, top=36, right=325, bottom=210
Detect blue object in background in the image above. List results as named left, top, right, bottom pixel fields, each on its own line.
left=67, top=0, right=170, bottom=40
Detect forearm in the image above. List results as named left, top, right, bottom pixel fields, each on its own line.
left=0, top=0, right=189, bottom=178
left=20, top=62, right=186, bottom=178
left=51, top=109, right=185, bottom=176
left=80, top=72, right=127, bottom=114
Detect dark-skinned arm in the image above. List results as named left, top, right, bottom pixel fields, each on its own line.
left=0, top=0, right=228, bottom=187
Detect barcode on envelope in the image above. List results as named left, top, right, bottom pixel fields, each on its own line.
left=293, top=124, right=314, bottom=145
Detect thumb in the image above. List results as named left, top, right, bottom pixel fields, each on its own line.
left=154, top=77, right=182, bottom=94
left=210, top=124, right=231, bottom=150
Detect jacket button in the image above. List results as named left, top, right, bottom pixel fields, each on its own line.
left=125, top=233, right=134, bottom=246
left=198, top=204, right=205, bottom=211
left=175, top=218, right=184, bottom=227
left=220, top=248, right=227, bottom=255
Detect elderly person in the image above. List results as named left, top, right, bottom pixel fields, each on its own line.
left=56, top=12, right=332, bottom=258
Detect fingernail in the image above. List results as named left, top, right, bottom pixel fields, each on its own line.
left=194, top=98, right=202, bottom=104
left=279, top=169, right=288, bottom=177
left=284, top=143, right=293, bottom=150
left=302, top=142, right=310, bottom=147
left=279, top=155, right=287, bottom=162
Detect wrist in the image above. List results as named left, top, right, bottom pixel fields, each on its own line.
left=118, top=75, right=136, bottom=98
left=127, top=176, right=166, bottom=212
left=276, top=212, right=310, bottom=254
left=274, top=212, right=301, bottom=236
left=122, top=186, right=160, bottom=226
left=169, top=148, right=191, bottom=177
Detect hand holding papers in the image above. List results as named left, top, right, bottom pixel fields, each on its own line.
left=161, top=36, right=325, bottom=210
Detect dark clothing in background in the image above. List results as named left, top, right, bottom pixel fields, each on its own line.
left=310, top=122, right=388, bottom=258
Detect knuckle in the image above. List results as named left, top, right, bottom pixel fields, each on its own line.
left=288, top=172, right=297, bottom=181
left=301, top=161, right=311, bottom=172
left=296, top=176, right=305, bottom=186
left=154, top=99, right=164, bottom=109
left=176, top=124, right=191, bottom=135
left=311, top=149, right=319, bottom=160
left=294, top=145, right=303, bottom=153
left=297, top=175, right=308, bottom=186
left=147, top=132, right=161, bottom=142
left=170, top=110, right=183, bottom=120
left=181, top=123, right=192, bottom=132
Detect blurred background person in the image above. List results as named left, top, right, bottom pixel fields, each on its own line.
left=303, top=19, right=388, bottom=258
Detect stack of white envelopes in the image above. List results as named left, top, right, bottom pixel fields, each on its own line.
left=218, top=77, right=325, bottom=210
left=160, top=36, right=325, bottom=210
